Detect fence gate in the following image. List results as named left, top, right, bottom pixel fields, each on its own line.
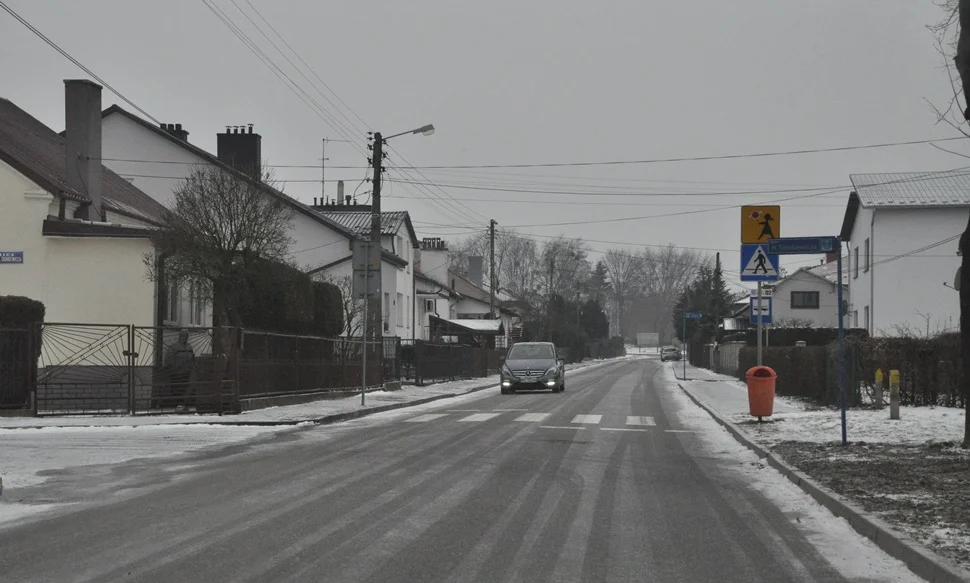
left=35, top=324, right=238, bottom=416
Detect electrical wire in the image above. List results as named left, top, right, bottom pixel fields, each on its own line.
left=0, top=1, right=161, bottom=125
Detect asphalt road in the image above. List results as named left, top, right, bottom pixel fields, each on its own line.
left=0, top=358, right=900, bottom=582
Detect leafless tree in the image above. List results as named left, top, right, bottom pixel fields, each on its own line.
left=631, top=245, right=708, bottom=341
left=146, top=165, right=294, bottom=335
left=602, top=249, right=642, bottom=338
left=320, top=274, right=365, bottom=337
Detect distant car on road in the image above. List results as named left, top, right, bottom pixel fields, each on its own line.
left=500, top=342, right=565, bottom=394
left=660, top=347, right=682, bottom=362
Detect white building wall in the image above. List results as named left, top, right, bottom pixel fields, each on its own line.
left=101, top=113, right=352, bottom=329
left=771, top=271, right=846, bottom=328
left=846, top=207, right=873, bottom=334
left=868, top=208, right=964, bottom=336
left=0, top=160, right=154, bottom=326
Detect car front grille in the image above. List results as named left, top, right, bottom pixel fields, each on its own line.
left=511, top=369, right=543, bottom=379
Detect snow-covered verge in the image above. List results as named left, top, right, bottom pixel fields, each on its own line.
left=671, top=363, right=970, bottom=573
left=658, top=368, right=925, bottom=582
left=0, top=424, right=290, bottom=526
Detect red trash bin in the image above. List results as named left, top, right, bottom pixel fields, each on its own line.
left=745, top=366, right=776, bottom=420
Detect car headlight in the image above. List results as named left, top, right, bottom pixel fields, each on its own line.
left=502, top=365, right=513, bottom=376
left=545, top=366, right=558, bottom=377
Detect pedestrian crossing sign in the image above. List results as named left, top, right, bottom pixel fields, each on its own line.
left=740, top=244, right=780, bottom=282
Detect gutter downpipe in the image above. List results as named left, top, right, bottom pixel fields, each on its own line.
left=870, top=209, right=875, bottom=335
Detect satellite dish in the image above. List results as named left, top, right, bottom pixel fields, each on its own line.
left=956, top=266, right=962, bottom=292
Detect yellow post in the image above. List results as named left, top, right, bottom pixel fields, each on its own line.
left=889, top=369, right=900, bottom=420
left=874, top=369, right=884, bottom=409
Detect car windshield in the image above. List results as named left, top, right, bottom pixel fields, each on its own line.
left=508, top=344, right=555, bottom=360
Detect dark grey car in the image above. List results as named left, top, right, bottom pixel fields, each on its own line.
left=500, top=342, right=565, bottom=394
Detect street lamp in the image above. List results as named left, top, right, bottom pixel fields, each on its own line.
left=365, top=124, right=435, bottom=338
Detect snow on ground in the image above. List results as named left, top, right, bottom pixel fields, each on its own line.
left=658, top=367, right=925, bottom=582
left=0, top=424, right=291, bottom=525
left=736, top=406, right=966, bottom=447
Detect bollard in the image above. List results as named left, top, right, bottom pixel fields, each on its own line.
left=874, top=369, right=884, bottom=409
left=889, top=369, right=900, bottom=420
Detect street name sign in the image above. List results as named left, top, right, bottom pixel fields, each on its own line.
left=767, top=236, right=839, bottom=255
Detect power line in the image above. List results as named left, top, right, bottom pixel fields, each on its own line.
left=352, top=136, right=970, bottom=170
left=0, top=1, right=161, bottom=125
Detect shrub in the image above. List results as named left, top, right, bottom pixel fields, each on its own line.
left=738, top=327, right=868, bottom=347
left=237, top=261, right=344, bottom=337
left=0, top=295, right=45, bottom=327
left=738, top=345, right=828, bottom=402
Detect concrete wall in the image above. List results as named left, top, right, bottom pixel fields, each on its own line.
left=0, top=159, right=154, bottom=326
left=848, top=206, right=963, bottom=336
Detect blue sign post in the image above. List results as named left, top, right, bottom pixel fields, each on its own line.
left=769, top=235, right=848, bottom=446
left=682, top=312, right=702, bottom=380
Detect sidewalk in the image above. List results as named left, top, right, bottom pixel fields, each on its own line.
left=672, top=362, right=802, bottom=418
left=0, top=355, right=639, bottom=429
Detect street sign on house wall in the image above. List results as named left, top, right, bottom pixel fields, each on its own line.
left=0, top=251, right=24, bottom=264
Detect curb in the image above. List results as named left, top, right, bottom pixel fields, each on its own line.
left=677, top=381, right=970, bottom=583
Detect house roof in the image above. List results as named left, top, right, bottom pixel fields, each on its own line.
left=849, top=170, right=970, bottom=208
left=448, top=269, right=517, bottom=317
left=840, top=170, right=970, bottom=240
left=101, top=105, right=361, bottom=240
left=429, top=314, right=505, bottom=337
left=305, top=248, right=407, bottom=275
left=316, top=210, right=418, bottom=246
left=804, top=259, right=848, bottom=286
left=0, top=98, right=168, bottom=225
left=414, top=270, right=460, bottom=296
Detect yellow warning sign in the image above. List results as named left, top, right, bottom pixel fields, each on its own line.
left=741, top=205, right=780, bottom=244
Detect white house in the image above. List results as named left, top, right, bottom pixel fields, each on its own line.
left=98, top=106, right=414, bottom=333
left=839, top=171, right=966, bottom=336
left=308, top=205, right=419, bottom=339
left=766, top=255, right=849, bottom=328
left=0, top=81, right=166, bottom=326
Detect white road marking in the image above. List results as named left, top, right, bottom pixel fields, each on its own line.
left=447, top=409, right=481, bottom=413
left=459, top=413, right=502, bottom=422
left=665, top=429, right=700, bottom=433
left=539, top=425, right=585, bottom=430
left=404, top=414, right=449, bottom=423
left=514, top=413, right=550, bottom=422
left=626, top=416, right=656, bottom=426
left=601, top=428, right=650, bottom=433
left=571, top=414, right=602, bottom=425
left=493, top=408, right=530, bottom=412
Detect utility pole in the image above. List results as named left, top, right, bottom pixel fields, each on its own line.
left=489, top=219, right=497, bottom=319
left=368, top=132, right=384, bottom=345
left=321, top=138, right=329, bottom=201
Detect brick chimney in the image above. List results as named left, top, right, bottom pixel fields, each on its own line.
left=64, top=79, right=103, bottom=221
left=217, top=124, right=261, bottom=179
left=159, top=122, right=189, bottom=141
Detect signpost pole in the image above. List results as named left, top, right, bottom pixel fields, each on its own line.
left=682, top=312, right=687, bottom=381
left=756, top=282, right=763, bottom=366
left=837, top=244, right=846, bottom=445
left=361, top=244, right=369, bottom=406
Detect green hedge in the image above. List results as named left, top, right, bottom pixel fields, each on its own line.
left=236, top=261, right=343, bottom=337
left=726, top=327, right=868, bottom=347
left=738, top=346, right=829, bottom=402
left=0, top=296, right=45, bottom=327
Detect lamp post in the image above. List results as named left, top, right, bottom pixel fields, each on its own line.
left=365, top=124, right=434, bottom=338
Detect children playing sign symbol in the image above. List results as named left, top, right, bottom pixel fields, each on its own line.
left=741, top=205, right=781, bottom=244
left=740, top=244, right=779, bottom=282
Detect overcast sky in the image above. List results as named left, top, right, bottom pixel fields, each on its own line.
left=0, top=0, right=963, bottom=287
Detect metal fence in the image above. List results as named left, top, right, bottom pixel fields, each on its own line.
left=237, top=331, right=385, bottom=398
left=35, top=324, right=237, bottom=416
left=399, top=340, right=502, bottom=386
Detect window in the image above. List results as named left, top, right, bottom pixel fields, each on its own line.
left=853, top=247, right=859, bottom=279
left=406, top=295, right=410, bottom=328
left=397, top=293, right=404, bottom=326
left=853, top=310, right=858, bottom=327
left=864, top=238, right=870, bottom=272
left=188, top=282, right=196, bottom=325
left=864, top=306, right=870, bottom=332
left=383, top=293, right=390, bottom=325
left=790, top=291, right=820, bottom=309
